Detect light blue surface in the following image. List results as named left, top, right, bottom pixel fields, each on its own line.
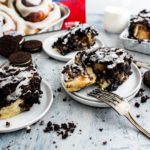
left=0, top=14, right=150, bottom=150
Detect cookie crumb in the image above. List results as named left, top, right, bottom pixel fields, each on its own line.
left=134, top=102, right=140, bottom=108
left=99, top=128, right=103, bottom=132
left=6, top=122, right=10, bottom=127
left=102, top=141, right=107, bottom=145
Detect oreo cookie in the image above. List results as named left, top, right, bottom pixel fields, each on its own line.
left=15, top=35, right=25, bottom=45
left=9, top=51, right=32, bottom=66
left=143, top=71, right=150, bottom=87
left=22, top=40, right=42, bottom=53
left=0, top=35, right=20, bottom=58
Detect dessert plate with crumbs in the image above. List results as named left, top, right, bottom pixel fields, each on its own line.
left=61, top=61, right=141, bottom=107
left=43, top=24, right=104, bottom=62
left=0, top=80, right=53, bottom=133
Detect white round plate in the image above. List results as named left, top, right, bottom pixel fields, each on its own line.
left=43, top=31, right=104, bottom=62
left=61, top=60, right=142, bottom=107
left=0, top=80, right=53, bottom=133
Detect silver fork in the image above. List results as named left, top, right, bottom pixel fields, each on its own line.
left=88, top=89, right=150, bottom=139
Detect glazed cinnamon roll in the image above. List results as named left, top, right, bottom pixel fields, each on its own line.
left=0, top=0, right=7, bottom=4
left=8, top=0, right=61, bottom=34
left=0, top=4, right=25, bottom=37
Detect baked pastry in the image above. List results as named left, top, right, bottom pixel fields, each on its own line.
left=62, top=64, right=96, bottom=92
left=0, top=0, right=6, bottom=4
left=128, top=9, right=150, bottom=41
left=63, top=47, right=133, bottom=92
left=0, top=60, right=42, bottom=119
left=0, top=4, right=25, bottom=37
left=8, top=0, right=61, bottom=34
left=52, top=23, right=99, bottom=55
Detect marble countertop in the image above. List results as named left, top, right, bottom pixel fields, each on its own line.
left=0, top=14, right=150, bottom=150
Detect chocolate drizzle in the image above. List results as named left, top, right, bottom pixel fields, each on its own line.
left=52, top=23, right=99, bottom=55
left=128, top=9, right=150, bottom=40
left=0, top=63, right=42, bottom=110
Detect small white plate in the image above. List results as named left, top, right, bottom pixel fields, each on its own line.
left=43, top=31, right=104, bottom=62
left=0, top=80, right=53, bottom=133
left=61, top=60, right=142, bottom=107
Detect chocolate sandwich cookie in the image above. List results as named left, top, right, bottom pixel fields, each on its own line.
left=143, top=71, right=150, bottom=87
left=22, top=40, right=42, bottom=53
left=15, top=35, right=25, bottom=45
left=9, top=51, right=32, bottom=66
left=0, top=35, right=20, bottom=58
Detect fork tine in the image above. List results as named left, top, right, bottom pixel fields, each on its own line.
left=88, top=89, right=120, bottom=106
left=89, top=89, right=123, bottom=104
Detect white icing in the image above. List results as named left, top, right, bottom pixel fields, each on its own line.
left=0, top=4, right=25, bottom=36
left=8, top=1, right=60, bottom=32
left=56, top=23, right=95, bottom=44
left=131, top=10, right=150, bottom=24
left=26, top=0, right=42, bottom=6
left=16, top=0, right=53, bottom=18
left=64, top=64, right=87, bottom=82
left=0, top=64, right=39, bottom=101
left=81, top=47, right=131, bottom=69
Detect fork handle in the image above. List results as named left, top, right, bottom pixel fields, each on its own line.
left=125, top=112, right=150, bottom=139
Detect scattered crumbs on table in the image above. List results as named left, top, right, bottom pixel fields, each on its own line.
left=30, top=137, right=32, bottom=140
left=57, top=87, right=61, bottom=92
left=53, top=95, right=56, bottom=98
left=141, top=95, right=149, bottom=103
left=135, top=88, right=145, bottom=97
left=102, top=119, right=105, bottom=122
left=6, top=145, right=10, bottom=150
left=89, top=137, right=92, bottom=140
left=53, top=141, right=56, bottom=144
left=146, top=110, right=148, bottom=112
left=72, top=144, right=75, bottom=147
left=43, top=121, right=77, bottom=139
left=6, top=122, right=10, bottom=127
left=63, top=97, right=67, bottom=102
left=39, top=120, right=44, bottom=126
left=110, top=139, right=112, bottom=141
left=136, top=114, right=140, bottom=118
left=99, top=128, right=103, bottom=132
left=26, top=126, right=31, bottom=133
left=134, top=102, right=140, bottom=108
left=55, top=146, right=58, bottom=149
left=102, top=141, right=107, bottom=145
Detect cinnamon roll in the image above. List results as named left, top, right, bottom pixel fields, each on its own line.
left=8, top=0, right=61, bottom=34
left=0, top=0, right=7, bottom=4
left=0, top=4, right=25, bottom=37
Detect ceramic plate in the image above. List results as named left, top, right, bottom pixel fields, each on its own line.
left=43, top=31, right=104, bottom=62
left=61, top=60, right=142, bottom=107
left=0, top=80, right=53, bottom=133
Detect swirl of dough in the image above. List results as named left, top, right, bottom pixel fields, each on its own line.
left=8, top=0, right=61, bottom=34
left=0, top=4, right=25, bottom=36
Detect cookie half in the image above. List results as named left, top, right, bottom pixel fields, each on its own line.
left=22, top=40, right=42, bottom=53
left=9, top=51, right=32, bottom=66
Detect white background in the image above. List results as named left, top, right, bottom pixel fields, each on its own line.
left=86, top=0, right=150, bottom=14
